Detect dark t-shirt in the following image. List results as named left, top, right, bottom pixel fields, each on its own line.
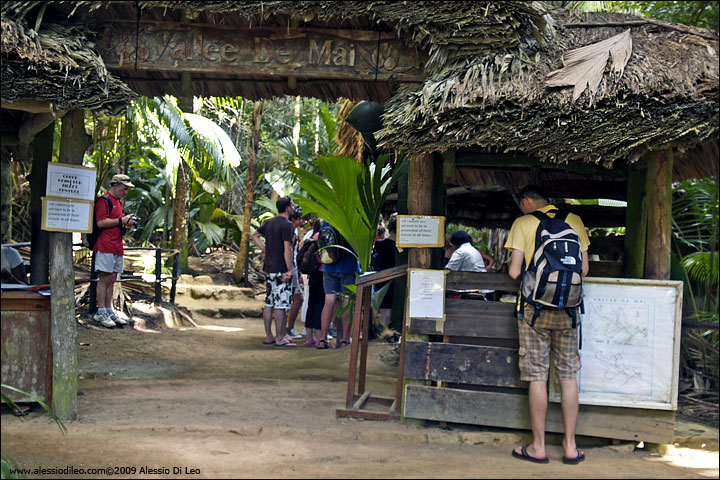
left=257, top=215, right=294, bottom=273
left=374, top=237, right=396, bottom=270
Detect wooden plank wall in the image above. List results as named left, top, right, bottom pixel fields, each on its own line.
left=402, top=271, right=675, bottom=444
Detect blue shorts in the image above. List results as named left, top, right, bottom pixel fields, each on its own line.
left=323, top=271, right=356, bottom=295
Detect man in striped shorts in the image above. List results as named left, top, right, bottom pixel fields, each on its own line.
left=505, top=185, right=590, bottom=465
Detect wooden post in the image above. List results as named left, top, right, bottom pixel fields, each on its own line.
left=645, top=149, right=673, bottom=280
left=623, top=164, right=647, bottom=278
left=29, top=122, right=54, bottom=284
left=154, top=248, right=163, bottom=303
left=389, top=168, right=408, bottom=333
left=401, top=152, right=434, bottom=423
left=1, top=157, right=12, bottom=243
left=50, top=109, right=89, bottom=420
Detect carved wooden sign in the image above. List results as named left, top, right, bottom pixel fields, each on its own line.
left=96, top=21, right=426, bottom=82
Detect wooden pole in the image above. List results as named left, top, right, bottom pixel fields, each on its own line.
left=1, top=157, right=12, bottom=243
left=401, top=152, right=434, bottom=423
left=50, top=109, right=89, bottom=420
left=645, top=149, right=673, bottom=280
left=29, top=122, right=53, bottom=284
left=623, top=164, right=647, bottom=278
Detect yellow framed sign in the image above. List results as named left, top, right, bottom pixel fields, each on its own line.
left=396, top=215, right=445, bottom=248
left=41, top=196, right=94, bottom=233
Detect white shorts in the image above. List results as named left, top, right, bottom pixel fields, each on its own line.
left=95, top=252, right=124, bottom=273
left=265, top=273, right=292, bottom=309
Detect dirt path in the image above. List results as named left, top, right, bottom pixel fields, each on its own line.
left=2, top=301, right=718, bottom=479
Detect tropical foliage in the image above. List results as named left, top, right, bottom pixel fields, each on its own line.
left=671, top=176, right=719, bottom=394
left=291, top=154, right=408, bottom=272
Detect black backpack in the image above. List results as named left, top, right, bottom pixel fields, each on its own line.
left=297, top=239, right=320, bottom=275
left=317, top=224, right=347, bottom=265
left=520, top=209, right=584, bottom=328
left=82, top=195, right=114, bottom=249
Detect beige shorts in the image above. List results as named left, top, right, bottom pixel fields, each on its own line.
left=517, top=305, right=579, bottom=382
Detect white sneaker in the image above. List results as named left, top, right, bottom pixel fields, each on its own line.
left=287, top=328, right=303, bottom=339
left=109, top=312, right=128, bottom=326
left=94, top=313, right=116, bottom=328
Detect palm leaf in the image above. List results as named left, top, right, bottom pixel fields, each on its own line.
left=546, top=29, right=632, bottom=100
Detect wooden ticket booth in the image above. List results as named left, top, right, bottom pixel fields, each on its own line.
left=1, top=290, right=53, bottom=404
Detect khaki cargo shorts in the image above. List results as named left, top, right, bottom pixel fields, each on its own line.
left=517, top=305, right=579, bottom=382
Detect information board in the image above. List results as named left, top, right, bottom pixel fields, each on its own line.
left=396, top=215, right=445, bottom=248
left=549, top=277, right=683, bottom=411
left=45, top=163, right=96, bottom=201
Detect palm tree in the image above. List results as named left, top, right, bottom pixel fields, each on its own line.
left=131, top=95, right=242, bottom=268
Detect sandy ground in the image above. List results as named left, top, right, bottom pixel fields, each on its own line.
left=2, top=291, right=719, bottom=479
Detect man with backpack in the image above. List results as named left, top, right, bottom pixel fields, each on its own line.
left=315, top=221, right=360, bottom=349
left=92, top=174, right=138, bottom=328
left=504, top=185, right=590, bottom=465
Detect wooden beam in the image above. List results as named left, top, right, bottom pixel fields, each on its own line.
left=403, top=386, right=675, bottom=444
left=404, top=342, right=526, bottom=388
left=408, top=300, right=517, bottom=338
left=454, top=151, right=625, bottom=177
left=645, top=150, right=673, bottom=279
left=446, top=271, right=519, bottom=292
left=96, top=21, right=426, bottom=82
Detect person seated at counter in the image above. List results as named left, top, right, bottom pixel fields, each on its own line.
left=445, top=231, right=487, bottom=272
left=445, top=231, right=495, bottom=300
left=1, top=246, right=28, bottom=284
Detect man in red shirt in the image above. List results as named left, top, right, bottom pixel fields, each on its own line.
left=93, top=174, right=137, bottom=328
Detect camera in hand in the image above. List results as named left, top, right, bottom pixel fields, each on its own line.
left=129, top=215, right=141, bottom=228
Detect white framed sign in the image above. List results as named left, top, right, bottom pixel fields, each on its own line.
left=45, top=162, right=97, bottom=201
left=550, top=277, right=683, bottom=411
left=407, top=268, right=446, bottom=320
left=396, top=215, right=445, bottom=248
left=41, top=197, right=94, bottom=233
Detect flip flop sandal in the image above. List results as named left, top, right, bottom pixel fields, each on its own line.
left=274, top=341, right=297, bottom=347
left=562, top=450, right=585, bottom=465
left=262, top=340, right=276, bottom=345
left=511, top=444, right=549, bottom=464
left=316, top=339, right=335, bottom=349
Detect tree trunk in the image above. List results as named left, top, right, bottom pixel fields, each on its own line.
left=173, top=92, right=193, bottom=270
left=50, top=109, right=89, bottom=420
left=233, top=100, right=264, bottom=285
left=645, top=149, right=673, bottom=280
left=28, top=122, right=54, bottom=284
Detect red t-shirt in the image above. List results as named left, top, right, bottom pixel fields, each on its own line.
left=93, top=192, right=124, bottom=255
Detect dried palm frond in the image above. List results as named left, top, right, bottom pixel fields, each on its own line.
left=546, top=29, right=632, bottom=101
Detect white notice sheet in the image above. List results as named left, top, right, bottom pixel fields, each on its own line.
left=408, top=269, right=445, bottom=319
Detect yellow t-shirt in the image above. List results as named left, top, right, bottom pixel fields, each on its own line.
left=504, top=205, right=590, bottom=267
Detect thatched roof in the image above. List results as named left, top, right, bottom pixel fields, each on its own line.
left=2, top=1, right=549, bottom=110
left=1, top=1, right=717, bottom=176
left=1, top=5, right=137, bottom=115
left=378, top=8, right=719, bottom=168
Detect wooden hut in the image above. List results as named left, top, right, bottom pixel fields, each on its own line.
left=2, top=2, right=717, bottom=434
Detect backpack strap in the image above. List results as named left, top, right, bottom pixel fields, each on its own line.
left=530, top=304, right=541, bottom=327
